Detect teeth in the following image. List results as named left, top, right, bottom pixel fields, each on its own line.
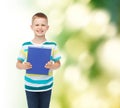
left=37, top=30, right=42, bottom=33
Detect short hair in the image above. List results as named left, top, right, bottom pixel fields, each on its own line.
left=32, top=12, right=48, bottom=24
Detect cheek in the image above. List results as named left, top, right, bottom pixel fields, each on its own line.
left=30, top=25, right=33, bottom=29
left=45, top=26, right=49, bottom=31
left=31, top=26, right=37, bottom=31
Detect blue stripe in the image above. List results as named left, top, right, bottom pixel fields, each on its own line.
left=24, top=49, right=28, bottom=52
left=22, top=41, right=32, bottom=46
left=25, top=76, right=53, bottom=84
left=43, top=42, right=56, bottom=46
left=17, top=58, right=24, bottom=62
left=51, top=56, right=61, bottom=62
left=25, top=83, right=53, bottom=90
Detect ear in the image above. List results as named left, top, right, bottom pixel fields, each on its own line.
left=47, top=25, right=49, bottom=30
left=30, top=25, right=33, bottom=30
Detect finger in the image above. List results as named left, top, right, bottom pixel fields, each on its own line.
left=26, top=62, right=32, bottom=67
left=26, top=65, right=32, bottom=69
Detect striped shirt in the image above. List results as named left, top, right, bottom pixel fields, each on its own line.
left=17, top=41, right=61, bottom=92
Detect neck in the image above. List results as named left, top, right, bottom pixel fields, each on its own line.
left=32, top=36, right=47, bottom=44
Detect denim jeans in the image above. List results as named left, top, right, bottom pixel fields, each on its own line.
left=25, top=90, right=52, bottom=108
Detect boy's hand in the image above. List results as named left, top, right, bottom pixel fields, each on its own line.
left=23, top=62, right=32, bottom=70
left=45, top=61, right=61, bottom=70
left=16, top=60, right=32, bottom=70
left=45, top=61, right=53, bottom=69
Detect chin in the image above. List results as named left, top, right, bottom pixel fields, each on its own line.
left=37, top=34, right=44, bottom=37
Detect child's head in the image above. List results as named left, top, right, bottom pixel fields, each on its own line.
left=32, top=12, right=48, bottom=24
left=31, top=12, right=49, bottom=37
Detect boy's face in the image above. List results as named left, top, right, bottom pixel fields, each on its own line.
left=31, top=17, right=49, bottom=37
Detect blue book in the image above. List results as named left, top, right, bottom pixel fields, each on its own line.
left=26, top=46, right=51, bottom=75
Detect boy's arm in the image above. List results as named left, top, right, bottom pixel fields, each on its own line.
left=45, top=61, right=61, bottom=70
left=16, top=60, right=32, bottom=70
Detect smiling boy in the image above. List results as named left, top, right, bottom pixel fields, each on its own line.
left=16, top=12, right=61, bottom=108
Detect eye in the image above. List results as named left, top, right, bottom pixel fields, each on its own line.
left=35, top=24, right=39, bottom=26
left=41, top=24, right=46, bottom=26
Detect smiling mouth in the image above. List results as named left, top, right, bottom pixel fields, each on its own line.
left=36, top=30, right=44, bottom=33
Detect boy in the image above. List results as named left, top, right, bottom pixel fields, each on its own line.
left=16, top=12, right=61, bottom=108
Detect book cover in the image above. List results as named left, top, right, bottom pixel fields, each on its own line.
left=26, top=46, right=51, bottom=75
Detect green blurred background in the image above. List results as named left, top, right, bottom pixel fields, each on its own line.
left=2, top=0, right=120, bottom=108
